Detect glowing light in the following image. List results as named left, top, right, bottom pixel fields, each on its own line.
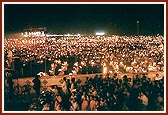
left=96, top=32, right=105, bottom=36
left=109, top=71, right=112, bottom=74
left=74, top=62, right=78, bottom=66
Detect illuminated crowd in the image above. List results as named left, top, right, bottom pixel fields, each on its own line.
left=4, top=34, right=164, bottom=77
left=29, top=73, right=164, bottom=111
left=4, top=34, right=164, bottom=111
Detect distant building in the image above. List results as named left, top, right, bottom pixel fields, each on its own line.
left=22, top=27, right=47, bottom=37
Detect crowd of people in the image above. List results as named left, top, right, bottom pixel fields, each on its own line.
left=4, top=34, right=164, bottom=77
left=28, top=73, right=164, bottom=111
left=4, top=33, right=164, bottom=111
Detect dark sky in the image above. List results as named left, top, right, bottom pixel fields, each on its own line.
left=4, top=4, right=164, bottom=35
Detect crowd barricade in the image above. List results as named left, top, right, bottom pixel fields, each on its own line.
left=4, top=71, right=164, bottom=96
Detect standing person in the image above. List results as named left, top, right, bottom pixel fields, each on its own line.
left=32, top=75, right=41, bottom=97
left=61, top=77, right=70, bottom=110
left=70, top=98, right=80, bottom=111
left=81, top=96, right=89, bottom=111
left=7, top=50, right=12, bottom=68
left=70, top=78, right=77, bottom=93
left=7, top=72, right=14, bottom=100
left=137, top=92, right=148, bottom=111
left=154, top=74, right=163, bottom=81
left=90, top=96, right=98, bottom=111
left=62, top=77, right=69, bottom=95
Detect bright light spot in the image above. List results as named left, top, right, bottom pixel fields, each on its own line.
left=109, top=71, right=112, bottom=74
left=51, top=38, right=56, bottom=41
left=74, top=62, right=78, bottom=66
left=96, top=32, right=105, bottom=36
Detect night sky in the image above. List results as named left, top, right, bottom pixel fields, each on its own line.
left=4, top=4, right=164, bottom=35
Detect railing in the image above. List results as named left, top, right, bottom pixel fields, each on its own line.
left=4, top=71, right=164, bottom=96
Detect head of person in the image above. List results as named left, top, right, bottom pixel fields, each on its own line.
left=63, top=77, right=66, bottom=81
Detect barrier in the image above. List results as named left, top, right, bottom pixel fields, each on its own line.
left=4, top=71, right=164, bottom=95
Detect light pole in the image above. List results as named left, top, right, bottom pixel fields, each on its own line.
left=137, top=20, right=139, bottom=36
left=91, top=65, right=93, bottom=74
left=91, top=61, right=94, bottom=74
left=86, top=65, right=88, bottom=74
